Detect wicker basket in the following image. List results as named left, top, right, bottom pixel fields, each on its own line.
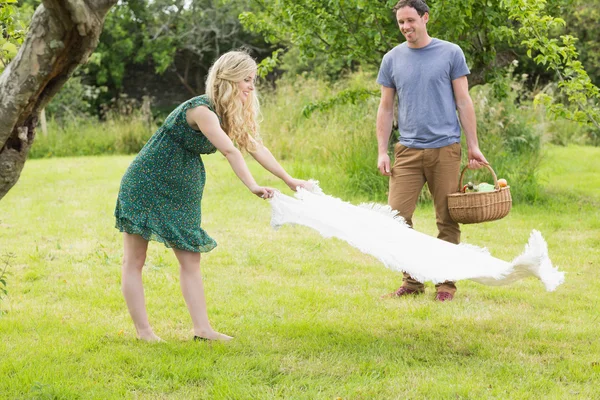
left=447, top=164, right=512, bottom=224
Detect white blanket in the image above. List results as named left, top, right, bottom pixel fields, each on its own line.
left=269, top=184, right=564, bottom=291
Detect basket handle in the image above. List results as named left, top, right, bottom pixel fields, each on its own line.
left=457, top=164, right=500, bottom=191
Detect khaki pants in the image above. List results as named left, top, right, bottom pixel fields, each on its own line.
left=388, top=142, right=461, bottom=295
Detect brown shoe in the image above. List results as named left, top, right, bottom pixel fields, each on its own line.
left=435, top=292, right=454, bottom=302
left=382, top=286, right=424, bottom=298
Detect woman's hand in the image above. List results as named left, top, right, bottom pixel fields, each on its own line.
left=285, top=178, right=312, bottom=192
left=249, top=185, right=276, bottom=199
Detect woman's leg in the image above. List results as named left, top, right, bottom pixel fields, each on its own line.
left=173, top=248, right=232, bottom=341
left=122, top=232, right=161, bottom=341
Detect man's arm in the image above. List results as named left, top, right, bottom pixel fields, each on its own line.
left=452, top=76, right=488, bottom=169
left=376, top=86, right=396, bottom=176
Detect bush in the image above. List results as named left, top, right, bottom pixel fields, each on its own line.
left=0, top=253, right=12, bottom=314
left=469, top=70, right=545, bottom=203
left=45, top=75, right=104, bottom=122
left=262, top=70, right=548, bottom=203
left=30, top=70, right=554, bottom=205
left=535, top=82, right=600, bottom=147
left=260, top=72, right=388, bottom=202
left=31, top=96, right=155, bottom=159
left=545, top=117, right=591, bottom=147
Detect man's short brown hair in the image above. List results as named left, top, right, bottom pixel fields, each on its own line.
left=393, top=0, right=430, bottom=16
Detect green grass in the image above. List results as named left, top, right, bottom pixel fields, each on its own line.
left=0, top=145, right=599, bottom=399
left=538, top=144, right=600, bottom=200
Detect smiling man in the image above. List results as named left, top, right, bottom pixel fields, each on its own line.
left=376, top=0, right=488, bottom=302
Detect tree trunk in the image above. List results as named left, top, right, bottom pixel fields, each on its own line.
left=0, top=0, right=117, bottom=200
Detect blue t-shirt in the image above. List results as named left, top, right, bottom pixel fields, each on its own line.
left=377, top=38, right=470, bottom=149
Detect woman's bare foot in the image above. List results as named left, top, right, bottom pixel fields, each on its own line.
left=193, top=330, right=233, bottom=341
left=137, top=328, right=163, bottom=342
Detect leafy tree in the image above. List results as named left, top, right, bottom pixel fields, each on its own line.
left=45, top=75, right=105, bottom=120
left=501, top=0, right=600, bottom=135
left=138, top=0, right=269, bottom=95
left=563, top=0, right=600, bottom=86
left=240, top=0, right=552, bottom=85
left=88, top=0, right=145, bottom=90
left=88, top=0, right=270, bottom=103
left=242, top=0, right=600, bottom=132
left=0, top=253, right=12, bottom=311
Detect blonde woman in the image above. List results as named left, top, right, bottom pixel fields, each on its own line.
left=115, top=50, right=309, bottom=342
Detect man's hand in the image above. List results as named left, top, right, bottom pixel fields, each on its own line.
left=378, top=153, right=392, bottom=176
left=467, top=147, right=489, bottom=169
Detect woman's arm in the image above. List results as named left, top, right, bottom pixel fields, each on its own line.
left=187, top=106, right=275, bottom=198
left=248, top=141, right=309, bottom=191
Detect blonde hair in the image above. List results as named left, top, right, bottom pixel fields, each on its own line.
left=205, top=50, right=261, bottom=152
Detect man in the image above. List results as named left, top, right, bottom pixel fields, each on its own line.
left=376, top=0, right=488, bottom=301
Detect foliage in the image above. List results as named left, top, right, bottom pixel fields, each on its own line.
left=260, top=72, right=389, bottom=201
left=242, top=0, right=600, bottom=136
left=240, top=0, right=398, bottom=76
left=0, top=0, right=32, bottom=73
left=0, top=253, right=11, bottom=311
left=45, top=74, right=106, bottom=121
left=30, top=97, right=155, bottom=158
left=87, top=0, right=271, bottom=105
left=31, top=72, right=548, bottom=203
left=260, top=72, right=547, bottom=203
left=256, top=48, right=283, bottom=78
left=87, top=1, right=143, bottom=90
left=277, top=46, right=353, bottom=81
left=563, top=0, right=600, bottom=87
left=103, top=95, right=156, bottom=154
left=544, top=111, right=592, bottom=146
left=301, top=86, right=379, bottom=118
left=136, top=0, right=267, bottom=75
left=501, top=0, right=600, bottom=142
left=469, top=65, right=545, bottom=202
left=241, top=0, right=566, bottom=83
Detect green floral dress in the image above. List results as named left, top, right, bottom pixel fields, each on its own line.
left=115, top=95, right=218, bottom=252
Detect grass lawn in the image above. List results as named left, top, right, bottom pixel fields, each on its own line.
left=0, top=144, right=599, bottom=399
